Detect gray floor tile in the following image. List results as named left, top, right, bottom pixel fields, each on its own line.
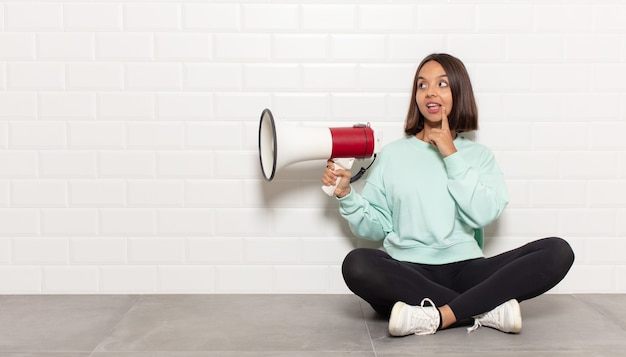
left=92, top=353, right=375, bottom=357
left=94, top=295, right=373, bottom=353
left=0, top=294, right=624, bottom=356
left=365, top=294, right=626, bottom=355
left=574, top=294, right=626, bottom=330
left=0, top=354, right=90, bottom=357
left=0, top=295, right=137, bottom=353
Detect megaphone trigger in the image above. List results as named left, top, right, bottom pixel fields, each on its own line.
left=321, top=158, right=354, bottom=197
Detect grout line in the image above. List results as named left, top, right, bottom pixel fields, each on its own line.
left=88, top=295, right=142, bottom=356
left=357, top=296, right=378, bottom=356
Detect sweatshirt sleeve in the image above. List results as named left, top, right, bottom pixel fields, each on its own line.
left=444, top=149, right=508, bottom=228
left=337, top=174, right=392, bottom=242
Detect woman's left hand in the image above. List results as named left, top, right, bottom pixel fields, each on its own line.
left=427, top=106, right=458, bottom=157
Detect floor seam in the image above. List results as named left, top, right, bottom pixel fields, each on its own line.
left=358, top=296, right=378, bottom=357
left=88, top=294, right=142, bottom=356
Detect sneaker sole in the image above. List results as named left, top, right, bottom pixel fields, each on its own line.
left=388, top=301, right=407, bottom=336
left=508, top=299, right=522, bottom=334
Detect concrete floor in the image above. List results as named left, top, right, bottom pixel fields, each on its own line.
left=0, top=294, right=624, bottom=356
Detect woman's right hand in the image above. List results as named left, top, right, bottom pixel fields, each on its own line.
left=321, top=160, right=352, bottom=198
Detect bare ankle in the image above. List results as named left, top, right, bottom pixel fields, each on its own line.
left=438, top=305, right=458, bottom=329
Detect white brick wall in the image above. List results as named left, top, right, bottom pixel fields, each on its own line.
left=0, top=1, right=624, bottom=294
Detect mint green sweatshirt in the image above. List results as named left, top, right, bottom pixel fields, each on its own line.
left=338, top=135, right=508, bottom=265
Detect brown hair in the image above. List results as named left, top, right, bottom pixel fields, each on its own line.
left=404, top=53, right=478, bottom=136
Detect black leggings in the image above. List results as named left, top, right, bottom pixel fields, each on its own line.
left=342, top=237, right=574, bottom=320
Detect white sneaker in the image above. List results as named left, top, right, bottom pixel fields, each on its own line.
left=388, top=298, right=440, bottom=336
left=467, top=299, right=522, bottom=334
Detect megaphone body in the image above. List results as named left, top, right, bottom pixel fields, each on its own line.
left=258, top=108, right=382, bottom=195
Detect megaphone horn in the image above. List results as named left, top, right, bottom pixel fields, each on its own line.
left=258, top=108, right=380, bottom=194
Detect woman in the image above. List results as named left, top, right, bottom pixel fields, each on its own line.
left=322, top=53, right=574, bottom=336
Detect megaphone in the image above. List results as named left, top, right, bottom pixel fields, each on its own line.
left=258, top=108, right=381, bottom=195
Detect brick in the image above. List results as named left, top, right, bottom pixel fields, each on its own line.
left=37, top=33, right=94, bottom=60
left=70, top=237, right=126, bottom=265
left=68, top=122, right=124, bottom=149
left=158, top=266, right=215, bottom=293
left=183, top=3, right=240, bottom=30
left=40, top=152, right=97, bottom=178
left=99, top=151, right=155, bottom=178
left=40, top=93, right=96, bottom=120
left=273, top=94, right=330, bottom=120
left=128, top=180, right=183, bottom=207
left=96, top=33, right=153, bottom=60
left=244, top=64, right=300, bottom=91
left=185, top=64, right=241, bottom=90
left=0, top=33, right=35, bottom=60
left=215, top=266, right=272, bottom=293
left=128, top=237, right=185, bottom=264
left=0, top=209, right=40, bottom=236
left=157, top=209, right=213, bottom=236
left=68, top=63, right=123, bottom=90
left=43, top=267, right=99, bottom=294
left=41, top=209, right=98, bottom=236
left=214, top=34, right=271, bottom=61
left=155, top=33, right=211, bottom=60
left=274, top=266, right=330, bottom=293
left=100, top=266, right=157, bottom=293
left=388, top=35, right=445, bottom=61
left=448, top=35, right=506, bottom=62
left=124, top=3, right=180, bottom=31
left=65, top=3, right=122, bottom=31
left=535, top=5, right=592, bottom=33
left=331, top=93, right=386, bottom=121
left=506, top=35, right=564, bottom=63
left=0, top=267, right=41, bottom=293
left=98, top=93, right=155, bottom=121
left=126, top=63, right=182, bottom=90
left=214, top=209, right=271, bottom=236
left=0, top=151, right=38, bottom=178
left=5, top=2, right=63, bottom=30
left=7, top=63, right=65, bottom=90
left=69, top=180, right=125, bottom=207
left=185, top=122, right=242, bottom=149
left=156, top=93, right=213, bottom=120
left=187, top=237, right=243, bottom=264
left=157, top=152, right=213, bottom=178
left=127, top=122, right=184, bottom=149
left=243, top=4, right=298, bottom=31
left=13, top=237, right=68, bottom=264
left=11, top=180, right=67, bottom=207
left=244, top=237, right=300, bottom=264
left=301, top=5, right=356, bottom=31
left=417, top=4, right=475, bottom=32
left=9, top=122, right=66, bottom=149
left=185, top=180, right=242, bottom=208
left=358, top=64, right=416, bottom=91
left=274, top=35, right=329, bottom=61
left=331, top=35, right=386, bottom=61
left=100, top=209, right=156, bottom=236
left=214, top=93, right=270, bottom=119
left=359, top=5, right=415, bottom=31
left=302, top=64, right=357, bottom=90
left=476, top=5, right=532, bottom=32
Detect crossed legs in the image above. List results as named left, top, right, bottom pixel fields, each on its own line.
left=342, top=237, right=575, bottom=328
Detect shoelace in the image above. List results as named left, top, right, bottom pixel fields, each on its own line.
left=467, top=306, right=500, bottom=333
left=467, top=319, right=482, bottom=333
left=411, top=298, right=440, bottom=335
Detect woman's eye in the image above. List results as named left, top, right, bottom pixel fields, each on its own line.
left=418, top=83, right=427, bottom=89
left=439, top=81, right=448, bottom=87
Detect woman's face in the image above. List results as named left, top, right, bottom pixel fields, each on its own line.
left=415, top=60, right=453, bottom=124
